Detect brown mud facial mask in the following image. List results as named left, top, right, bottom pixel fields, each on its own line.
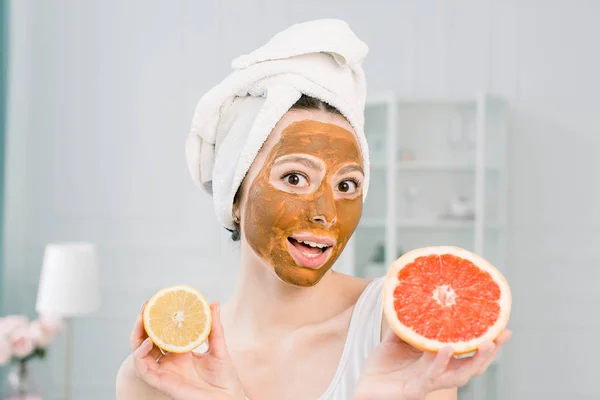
left=243, top=119, right=364, bottom=287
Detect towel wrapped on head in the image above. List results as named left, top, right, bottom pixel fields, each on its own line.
left=185, top=19, right=371, bottom=231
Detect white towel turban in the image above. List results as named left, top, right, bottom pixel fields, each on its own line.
left=185, top=19, right=370, bottom=231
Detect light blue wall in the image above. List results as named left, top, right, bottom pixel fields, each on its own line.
left=0, top=0, right=7, bottom=387
left=0, top=0, right=7, bottom=316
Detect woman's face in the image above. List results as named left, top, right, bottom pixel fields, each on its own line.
left=235, top=110, right=364, bottom=287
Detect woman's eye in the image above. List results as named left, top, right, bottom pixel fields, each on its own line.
left=284, top=173, right=308, bottom=187
left=338, top=180, right=358, bottom=193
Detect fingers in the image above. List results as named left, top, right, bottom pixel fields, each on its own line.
left=494, top=329, right=513, bottom=348
left=402, top=347, right=452, bottom=397
left=207, top=302, right=230, bottom=359
left=411, top=347, right=453, bottom=393
left=133, top=338, right=156, bottom=377
left=130, top=314, right=147, bottom=351
left=134, top=337, right=154, bottom=361
left=426, top=347, right=454, bottom=380
left=439, top=342, right=495, bottom=388
left=130, top=300, right=149, bottom=351
left=476, top=329, right=512, bottom=375
left=133, top=338, right=172, bottom=394
left=130, top=300, right=162, bottom=362
left=133, top=338, right=172, bottom=384
left=468, top=341, right=496, bottom=376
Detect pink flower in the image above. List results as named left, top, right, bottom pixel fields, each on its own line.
left=0, top=315, right=29, bottom=336
left=9, top=327, right=35, bottom=359
left=29, top=315, right=62, bottom=348
left=39, top=315, right=63, bottom=337
left=0, top=336, right=11, bottom=365
left=29, top=321, right=49, bottom=348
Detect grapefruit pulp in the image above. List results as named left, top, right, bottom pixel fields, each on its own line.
left=383, top=246, right=511, bottom=355
left=142, top=285, right=212, bottom=353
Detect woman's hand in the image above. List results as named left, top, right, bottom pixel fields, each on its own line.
left=131, top=302, right=246, bottom=400
left=353, top=329, right=512, bottom=400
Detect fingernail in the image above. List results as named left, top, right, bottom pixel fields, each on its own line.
left=140, top=301, right=147, bottom=313
left=136, top=338, right=150, bottom=353
left=215, top=301, right=220, bottom=313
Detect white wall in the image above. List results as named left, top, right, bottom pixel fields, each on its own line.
left=4, top=0, right=599, bottom=399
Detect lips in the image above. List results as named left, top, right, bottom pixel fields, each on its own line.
left=286, top=234, right=335, bottom=269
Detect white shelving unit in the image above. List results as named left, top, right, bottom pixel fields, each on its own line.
left=341, top=91, right=510, bottom=400
left=345, top=91, right=509, bottom=276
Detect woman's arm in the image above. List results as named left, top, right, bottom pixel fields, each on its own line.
left=426, top=388, right=457, bottom=400
left=115, top=353, right=169, bottom=400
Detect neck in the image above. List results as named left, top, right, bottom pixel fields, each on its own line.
left=223, top=240, right=345, bottom=347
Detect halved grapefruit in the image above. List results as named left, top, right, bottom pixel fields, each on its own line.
left=383, top=246, right=511, bottom=355
left=142, top=285, right=212, bottom=354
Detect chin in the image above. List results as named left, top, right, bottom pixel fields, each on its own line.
left=273, top=267, right=328, bottom=288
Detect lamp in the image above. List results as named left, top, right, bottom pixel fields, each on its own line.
left=35, top=242, right=101, bottom=400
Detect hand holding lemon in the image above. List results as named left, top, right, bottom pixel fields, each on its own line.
left=130, top=285, right=245, bottom=400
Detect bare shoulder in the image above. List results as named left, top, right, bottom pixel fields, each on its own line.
left=331, top=272, right=372, bottom=305
left=116, top=354, right=168, bottom=400
left=330, top=272, right=388, bottom=338
left=426, top=388, right=458, bottom=400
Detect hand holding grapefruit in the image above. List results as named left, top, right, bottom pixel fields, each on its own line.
left=354, top=246, right=512, bottom=399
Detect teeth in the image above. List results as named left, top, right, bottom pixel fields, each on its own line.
left=300, top=240, right=329, bottom=249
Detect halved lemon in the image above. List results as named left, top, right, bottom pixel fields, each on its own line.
left=142, top=285, right=212, bottom=353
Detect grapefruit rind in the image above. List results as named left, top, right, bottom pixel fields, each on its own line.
left=383, top=246, right=511, bottom=355
left=142, top=284, right=212, bottom=354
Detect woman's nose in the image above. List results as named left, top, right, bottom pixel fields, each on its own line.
left=313, top=189, right=337, bottom=228
left=312, top=214, right=337, bottom=228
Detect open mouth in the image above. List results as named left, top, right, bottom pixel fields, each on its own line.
left=286, top=235, right=335, bottom=269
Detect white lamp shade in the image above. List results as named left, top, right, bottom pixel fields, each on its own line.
left=36, top=242, right=101, bottom=317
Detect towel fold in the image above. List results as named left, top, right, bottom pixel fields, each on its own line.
left=185, top=19, right=371, bottom=230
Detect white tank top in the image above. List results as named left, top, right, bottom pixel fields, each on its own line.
left=318, top=276, right=386, bottom=399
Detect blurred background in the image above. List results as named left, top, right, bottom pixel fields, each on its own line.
left=0, top=0, right=599, bottom=399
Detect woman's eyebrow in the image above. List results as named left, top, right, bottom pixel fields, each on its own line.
left=337, top=164, right=364, bottom=176
left=273, top=155, right=323, bottom=171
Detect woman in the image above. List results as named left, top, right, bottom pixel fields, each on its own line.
left=116, top=19, right=510, bottom=400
